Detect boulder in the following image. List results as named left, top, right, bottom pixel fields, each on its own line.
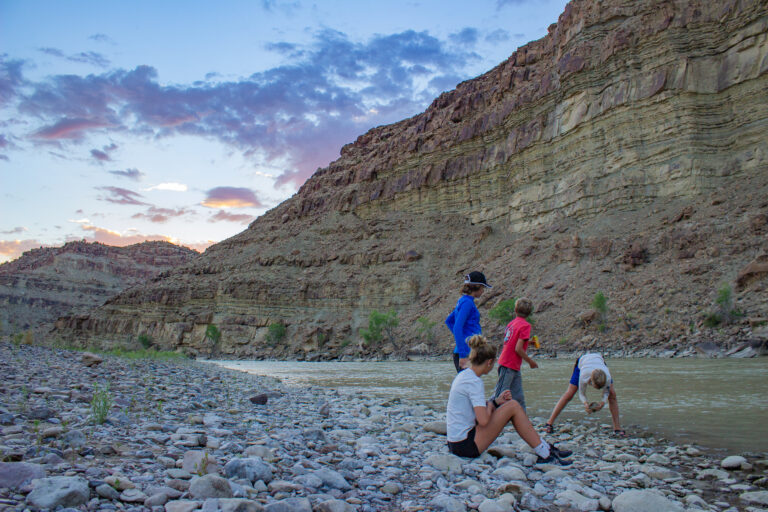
left=189, top=474, right=233, bottom=499
left=721, top=455, right=749, bottom=470
left=740, top=491, right=768, bottom=506
left=425, top=453, right=464, bottom=473
left=312, top=468, right=352, bottom=490
left=264, top=497, right=312, bottom=512
left=612, top=490, right=684, bottom=512
left=424, top=421, right=447, bottom=435
left=27, top=476, right=90, bottom=509
left=81, top=352, right=103, bottom=367
left=0, top=462, right=46, bottom=490
left=224, top=457, right=273, bottom=483
left=218, top=498, right=266, bottom=512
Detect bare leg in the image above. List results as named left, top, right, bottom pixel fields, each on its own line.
left=608, top=384, right=621, bottom=430
left=474, top=400, right=541, bottom=453
left=547, top=384, right=577, bottom=426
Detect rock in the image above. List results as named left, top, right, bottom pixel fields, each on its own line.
left=425, top=453, right=464, bottom=473
left=612, top=490, right=685, bottom=512
left=218, top=498, right=265, bottom=512
left=224, top=457, right=273, bottom=483
left=639, top=464, right=681, bottom=480
left=249, top=394, right=268, bottom=405
left=41, top=425, right=63, bottom=438
left=264, top=497, right=312, bottom=512
left=27, top=476, right=90, bottom=509
left=145, top=493, right=171, bottom=507
left=645, top=453, right=670, bottom=465
left=478, top=498, right=511, bottom=512
left=96, top=483, right=121, bottom=499
left=698, top=468, right=729, bottom=480
left=182, top=450, right=220, bottom=475
left=243, top=445, right=275, bottom=461
left=28, top=406, right=54, bottom=420
left=63, top=429, right=86, bottom=447
left=189, top=474, right=234, bottom=499
left=381, top=481, right=402, bottom=494
left=121, top=488, right=149, bottom=503
left=313, top=468, right=352, bottom=490
left=424, top=421, right=447, bottom=435
left=0, top=462, right=46, bottom=489
left=314, top=499, right=356, bottom=512
left=105, top=474, right=136, bottom=490
left=492, top=465, right=527, bottom=481
left=721, top=455, right=749, bottom=469
left=520, top=493, right=546, bottom=510
left=740, top=491, right=768, bottom=506
left=165, top=500, right=203, bottom=512
left=430, top=493, right=467, bottom=512
left=555, top=490, right=599, bottom=512
left=81, top=352, right=103, bottom=367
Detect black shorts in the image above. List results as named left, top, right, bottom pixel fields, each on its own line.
left=453, top=353, right=462, bottom=373
left=447, top=427, right=480, bottom=458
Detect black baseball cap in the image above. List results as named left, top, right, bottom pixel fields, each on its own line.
left=464, top=271, right=492, bottom=288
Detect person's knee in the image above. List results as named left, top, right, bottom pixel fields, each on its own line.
left=503, top=399, right=523, bottom=415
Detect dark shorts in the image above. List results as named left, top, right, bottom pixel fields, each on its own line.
left=447, top=427, right=480, bottom=458
left=453, top=353, right=463, bottom=373
left=569, top=357, right=581, bottom=386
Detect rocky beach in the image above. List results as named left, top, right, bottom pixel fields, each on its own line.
left=1, top=342, right=766, bottom=512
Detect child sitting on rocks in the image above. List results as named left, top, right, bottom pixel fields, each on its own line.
left=446, top=334, right=572, bottom=463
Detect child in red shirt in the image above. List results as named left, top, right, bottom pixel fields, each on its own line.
left=492, top=298, right=537, bottom=411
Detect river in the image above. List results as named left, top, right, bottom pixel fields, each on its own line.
left=212, top=358, right=768, bottom=453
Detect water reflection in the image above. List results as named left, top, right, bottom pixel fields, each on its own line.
left=213, top=358, right=768, bottom=452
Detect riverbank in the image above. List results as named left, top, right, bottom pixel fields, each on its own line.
left=1, top=343, right=766, bottom=512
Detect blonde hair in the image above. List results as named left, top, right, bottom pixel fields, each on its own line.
left=515, top=297, right=533, bottom=317
left=591, top=369, right=607, bottom=389
left=467, top=335, right=496, bottom=365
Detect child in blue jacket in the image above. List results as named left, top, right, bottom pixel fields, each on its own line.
left=445, top=271, right=492, bottom=372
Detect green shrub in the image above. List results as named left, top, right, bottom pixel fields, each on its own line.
left=138, top=334, right=153, bottom=349
left=704, top=313, right=721, bottom=328
left=592, top=292, right=608, bottom=330
left=705, top=284, right=742, bottom=328
left=360, top=309, right=399, bottom=346
left=489, top=298, right=517, bottom=325
left=416, top=317, right=437, bottom=342
left=266, top=323, right=287, bottom=346
left=90, top=382, right=113, bottom=424
left=205, top=324, right=221, bottom=344
left=11, top=333, right=23, bottom=345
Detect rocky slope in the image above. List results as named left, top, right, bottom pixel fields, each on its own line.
left=0, top=241, right=198, bottom=334
left=56, top=0, right=768, bottom=358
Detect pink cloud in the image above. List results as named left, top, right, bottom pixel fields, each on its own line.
left=132, top=206, right=193, bottom=223
left=97, top=186, right=148, bottom=205
left=201, top=187, right=262, bottom=209
left=209, top=210, right=255, bottom=224
left=0, top=239, right=49, bottom=264
left=32, top=117, right=111, bottom=141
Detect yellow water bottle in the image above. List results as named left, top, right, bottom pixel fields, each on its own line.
left=532, top=335, right=540, bottom=349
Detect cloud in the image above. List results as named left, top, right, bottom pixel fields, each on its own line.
left=91, top=149, right=110, bottom=161
left=0, top=56, right=26, bottom=106
left=449, top=28, right=479, bottom=46
left=209, top=210, right=255, bottom=224
left=96, top=186, right=148, bottom=205
left=108, top=168, right=144, bottom=180
left=145, top=182, right=188, bottom=192
left=12, top=28, right=486, bottom=188
left=88, top=34, right=114, bottom=44
left=1, top=226, right=27, bottom=235
left=496, top=0, right=529, bottom=7
left=202, top=187, right=262, bottom=209
left=0, top=239, right=47, bottom=264
left=131, top=206, right=193, bottom=223
left=485, top=29, right=511, bottom=44
left=38, top=47, right=110, bottom=68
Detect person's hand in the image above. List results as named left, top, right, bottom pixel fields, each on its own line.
left=596, top=401, right=605, bottom=412
left=529, top=360, right=539, bottom=369
left=459, top=357, right=469, bottom=369
left=584, top=402, right=591, bottom=413
left=499, top=390, right=512, bottom=403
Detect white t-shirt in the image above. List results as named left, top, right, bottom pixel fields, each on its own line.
left=446, top=368, right=487, bottom=442
left=577, top=353, right=613, bottom=405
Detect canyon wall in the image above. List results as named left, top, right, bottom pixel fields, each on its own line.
left=0, top=241, right=198, bottom=334
left=56, top=0, right=768, bottom=357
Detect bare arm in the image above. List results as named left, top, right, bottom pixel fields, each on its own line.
left=515, top=339, right=538, bottom=369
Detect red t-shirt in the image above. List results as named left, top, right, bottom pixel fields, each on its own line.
left=498, top=317, right=532, bottom=371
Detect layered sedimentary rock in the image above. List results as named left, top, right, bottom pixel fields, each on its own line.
left=0, top=241, right=198, bottom=333
left=58, top=0, right=768, bottom=357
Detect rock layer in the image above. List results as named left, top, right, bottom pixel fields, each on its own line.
left=0, top=241, right=197, bottom=333
left=56, top=0, right=768, bottom=357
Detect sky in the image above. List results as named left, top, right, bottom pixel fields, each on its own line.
left=0, top=0, right=569, bottom=263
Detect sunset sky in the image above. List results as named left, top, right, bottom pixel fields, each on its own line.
left=0, top=0, right=568, bottom=263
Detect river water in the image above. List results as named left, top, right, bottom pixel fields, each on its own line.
left=213, top=358, right=768, bottom=453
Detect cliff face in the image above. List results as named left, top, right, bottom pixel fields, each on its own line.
left=0, top=241, right=198, bottom=333
left=57, top=0, right=768, bottom=357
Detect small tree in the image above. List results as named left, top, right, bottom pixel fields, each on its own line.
left=489, top=298, right=517, bottom=325
left=360, top=310, right=399, bottom=346
left=592, top=292, right=608, bottom=332
left=705, top=284, right=740, bottom=328
left=138, top=334, right=153, bottom=349
left=416, top=317, right=437, bottom=343
left=90, top=382, right=113, bottom=425
left=205, top=324, right=222, bottom=353
left=266, top=323, right=286, bottom=346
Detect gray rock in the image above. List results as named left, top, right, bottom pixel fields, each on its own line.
left=302, top=427, right=326, bottom=442
left=381, top=481, right=402, bottom=494
left=189, top=475, right=234, bottom=499
left=424, top=421, right=447, bottom=435
left=81, top=352, right=103, bottom=367
left=27, top=476, right=90, bottom=509
left=520, top=493, right=547, bottom=510
left=165, top=500, right=202, bottom=512
left=492, top=465, right=527, bottom=481
left=243, top=445, right=275, bottom=461
left=721, top=455, right=748, bottom=470
left=425, top=453, right=464, bottom=473
left=314, top=499, right=356, bottom=512
left=612, top=490, right=685, bottom=512
left=639, top=464, right=681, bottom=480
left=0, top=462, right=46, bottom=489
left=224, top=457, right=273, bottom=483
left=740, top=491, right=768, bottom=506
left=63, top=429, right=86, bottom=448
left=146, top=493, right=171, bottom=507
left=218, top=498, right=265, bottom=512
left=555, top=490, right=599, bottom=512
left=478, top=498, right=512, bottom=512
left=183, top=450, right=220, bottom=475
left=264, top=497, right=312, bottom=512
left=121, top=488, right=149, bottom=503
left=430, top=493, right=467, bottom=512
left=28, top=406, right=54, bottom=420
left=96, top=483, right=121, bottom=500
left=313, top=468, right=352, bottom=490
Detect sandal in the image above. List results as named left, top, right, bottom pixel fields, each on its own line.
left=545, top=423, right=554, bottom=434
left=613, top=429, right=627, bottom=438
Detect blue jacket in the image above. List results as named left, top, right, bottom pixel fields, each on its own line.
left=445, top=295, right=481, bottom=357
